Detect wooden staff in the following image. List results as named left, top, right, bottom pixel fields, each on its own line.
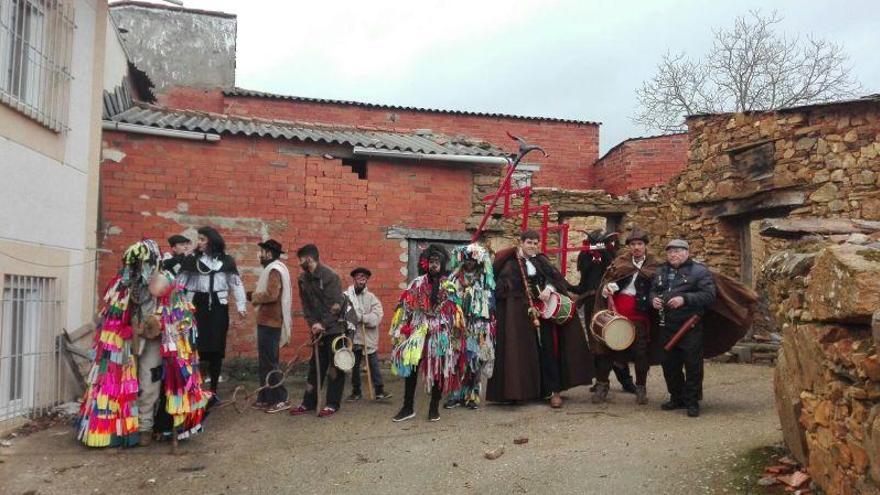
left=314, top=334, right=323, bottom=416
left=360, top=323, right=375, bottom=400
left=514, top=253, right=542, bottom=344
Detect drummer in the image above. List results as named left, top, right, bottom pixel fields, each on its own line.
left=591, top=228, right=659, bottom=405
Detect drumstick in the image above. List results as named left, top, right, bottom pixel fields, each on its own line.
left=607, top=292, right=618, bottom=314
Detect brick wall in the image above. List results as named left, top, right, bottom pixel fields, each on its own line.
left=100, top=130, right=476, bottom=358
left=155, top=87, right=599, bottom=190
left=592, top=134, right=688, bottom=195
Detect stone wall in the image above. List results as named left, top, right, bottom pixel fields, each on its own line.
left=768, top=240, right=880, bottom=495
left=620, top=98, right=880, bottom=278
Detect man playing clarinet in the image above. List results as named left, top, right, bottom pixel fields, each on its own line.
left=650, top=239, right=716, bottom=418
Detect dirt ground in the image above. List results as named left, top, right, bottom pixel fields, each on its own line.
left=0, top=362, right=780, bottom=495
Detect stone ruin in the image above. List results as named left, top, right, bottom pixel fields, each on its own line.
left=770, top=239, right=880, bottom=495
left=468, top=95, right=880, bottom=494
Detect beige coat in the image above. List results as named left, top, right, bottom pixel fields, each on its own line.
left=345, top=286, right=383, bottom=354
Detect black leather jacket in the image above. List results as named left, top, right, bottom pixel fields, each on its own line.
left=649, top=259, right=716, bottom=324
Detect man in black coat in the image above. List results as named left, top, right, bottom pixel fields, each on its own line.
left=650, top=239, right=716, bottom=418
left=289, top=244, right=347, bottom=418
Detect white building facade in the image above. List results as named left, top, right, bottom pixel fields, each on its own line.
left=0, top=0, right=107, bottom=424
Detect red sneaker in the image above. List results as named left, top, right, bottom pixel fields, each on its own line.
left=318, top=407, right=337, bottom=418
left=289, top=405, right=313, bottom=416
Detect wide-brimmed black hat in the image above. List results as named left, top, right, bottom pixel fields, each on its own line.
left=257, top=239, right=285, bottom=255
left=167, top=234, right=190, bottom=246
left=350, top=267, right=372, bottom=278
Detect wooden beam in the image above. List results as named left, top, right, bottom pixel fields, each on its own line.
left=702, top=190, right=806, bottom=218
left=760, top=218, right=880, bottom=239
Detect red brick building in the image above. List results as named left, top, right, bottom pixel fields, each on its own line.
left=100, top=103, right=521, bottom=356
left=99, top=2, right=685, bottom=358
left=592, top=133, right=688, bottom=195
left=157, top=87, right=600, bottom=190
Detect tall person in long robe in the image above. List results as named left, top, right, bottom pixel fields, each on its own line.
left=487, top=229, right=594, bottom=408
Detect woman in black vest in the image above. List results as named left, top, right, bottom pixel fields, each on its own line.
left=178, top=226, right=247, bottom=397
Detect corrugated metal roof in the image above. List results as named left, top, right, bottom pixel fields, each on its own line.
left=224, top=87, right=600, bottom=126
left=107, top=104, right=510, bottom=158
left=686, top=94, right=880, bottom=119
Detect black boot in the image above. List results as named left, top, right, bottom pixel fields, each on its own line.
left=635, top=385, right=648, bottom=405
left=613, top=363, right=636, bottom=394
left=591, top=382, right=610, bottom=404
left=428, top=386, right=442, bottom=421
left=393, top=375, right=417, bottom=422
left=661, top=399, right=686, bottom=411
left=687, top=403, right=700, bottom=418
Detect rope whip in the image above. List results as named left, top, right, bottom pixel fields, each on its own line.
left=213, top=335, right=319, bottom=413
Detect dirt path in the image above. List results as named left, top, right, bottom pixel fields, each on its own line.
left=0, top=362, right=779, bottom=494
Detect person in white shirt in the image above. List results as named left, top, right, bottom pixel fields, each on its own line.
left=591, top=229, right=659, bottom=405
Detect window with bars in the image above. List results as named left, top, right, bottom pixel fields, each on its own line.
left=0, top=274, right=62, bottom=421
left=0, top=0, right=75, bottom=132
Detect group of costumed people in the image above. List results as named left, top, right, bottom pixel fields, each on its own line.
left=390, top=227, right=756, bottom=420
left=75, top=239, right=212, bottom=447
left=388, top=243, right=496, bottom=421
left=75, top=223, right=757, bottom=447
left=76, top=227, right=246, bottom=448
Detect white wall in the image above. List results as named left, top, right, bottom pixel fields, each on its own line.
left=103, top=16, right=129, bottom=91
left=0, top=0, right=104, bottom=330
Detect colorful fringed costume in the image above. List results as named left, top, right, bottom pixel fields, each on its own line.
left=151, top=271, right=211, bottom=440
left=446, top=243, right=496, bottom=406
left=389, top=274, right=464, bottom=393
left=390, top=244, right=465, bottom=422
left=75, top=240, right=210, bottom=447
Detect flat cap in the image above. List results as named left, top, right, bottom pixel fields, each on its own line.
left=665, top=239, right=690, bottom=250
left=167, top=234, right=190, bottom=246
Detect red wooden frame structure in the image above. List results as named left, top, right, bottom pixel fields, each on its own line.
left=471, top=135, right=598, bottom=270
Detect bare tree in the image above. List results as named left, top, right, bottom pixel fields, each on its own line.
left=633, top=10, right=862, bottom=133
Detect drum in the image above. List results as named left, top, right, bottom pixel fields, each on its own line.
left=590, top=310, right=635, bottom=351
left=331, top=335, right=355, bottom=372
left=537, top=292, right=575, bottom=325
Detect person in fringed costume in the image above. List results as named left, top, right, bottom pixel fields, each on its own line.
left=443, top=242, right=496, bottom=410
left=390, top=244, right=465, bottom=422
left=76, top=240, right=210, bottom=447
left=486, top=229, right=594, bottom=408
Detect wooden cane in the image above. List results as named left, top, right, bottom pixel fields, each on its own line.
left=360, top=323, right=375, bottom=400
left=314, top=334, right=323, bottom=416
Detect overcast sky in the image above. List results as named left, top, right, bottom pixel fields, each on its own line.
left=147, top=0, right=878, bottom=153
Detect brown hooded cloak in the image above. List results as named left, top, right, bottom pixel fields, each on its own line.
left=486, top=248, right=594, bottom=402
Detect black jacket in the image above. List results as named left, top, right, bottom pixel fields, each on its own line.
left=298, top=263, right=345, bottom=335
left=649, top=259, right=716, bottom=324
left=570, top=249, right=613, bottom=295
